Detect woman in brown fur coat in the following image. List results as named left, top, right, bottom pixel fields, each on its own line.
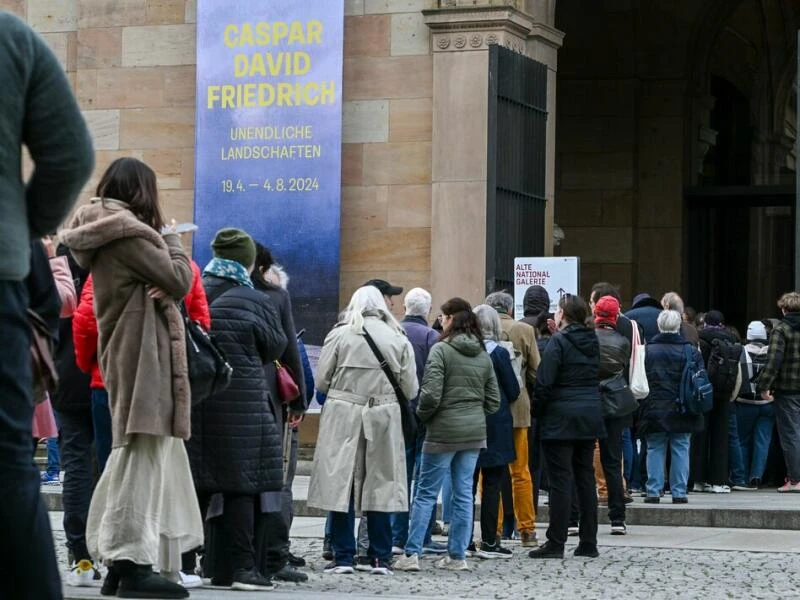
left=60, top=158, right=202, bottom=599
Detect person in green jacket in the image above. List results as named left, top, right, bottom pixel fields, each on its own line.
left=395, top=298, right=500, bottom=573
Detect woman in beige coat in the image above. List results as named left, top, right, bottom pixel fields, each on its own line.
left=60, top=158, right=202, bottom=599
left=308, top=286, right=418, bottom=575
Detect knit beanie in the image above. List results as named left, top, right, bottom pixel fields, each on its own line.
left=704, top=310, right=724, bottom=327
left=746, top=320, right=767, bottom=342
left=211, top=228, right=256, bottom=268
left=594, top=295, right=620, bottom=326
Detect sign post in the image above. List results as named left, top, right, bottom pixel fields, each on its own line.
left=194, top=0, right=344, bottom=344
left=513, top=257, right=580, bottom=319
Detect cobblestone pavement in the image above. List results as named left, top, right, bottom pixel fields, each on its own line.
left=58, top=532, right=800, bottom=600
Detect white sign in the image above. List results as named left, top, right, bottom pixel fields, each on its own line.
left=513, top=257, right=580, bottom=319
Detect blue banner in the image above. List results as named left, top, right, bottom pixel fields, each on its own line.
left=194, top=0, right=344, bottom=344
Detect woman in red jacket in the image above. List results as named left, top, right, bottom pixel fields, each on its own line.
left=73, top=261, right=210, bottom=472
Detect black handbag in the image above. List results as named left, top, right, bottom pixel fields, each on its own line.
left=180, top=302, right=232, bottom=406
left=362, top=327, right=418, bottom=441
left=599, top=372, right=637, bottom=418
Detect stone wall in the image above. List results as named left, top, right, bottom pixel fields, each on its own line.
left=4, top=0, right=433, bottom=316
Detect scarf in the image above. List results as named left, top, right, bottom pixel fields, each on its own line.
left=202, top=257, right=253, bottom=288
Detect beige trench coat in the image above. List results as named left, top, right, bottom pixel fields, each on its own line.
left=308, top=314, right=418, bottom=513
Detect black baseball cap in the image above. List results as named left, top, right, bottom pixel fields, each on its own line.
left=364, top=279, right=403, bottom=297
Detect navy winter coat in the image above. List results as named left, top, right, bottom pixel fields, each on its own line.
left=478, top=344, right=520, bottom=468
left=625, top=300, right=661, bottom=342
left=533, top=324, right=606, bottom=441
left=187, top=275, right=287, bottom=494
left=638, top=333, right=705, bottom=436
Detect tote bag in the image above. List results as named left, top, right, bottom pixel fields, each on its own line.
left=629, top=320, right=649, bottom=400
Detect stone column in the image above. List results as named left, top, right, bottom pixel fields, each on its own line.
left=424, top=2, right=562, bottom=308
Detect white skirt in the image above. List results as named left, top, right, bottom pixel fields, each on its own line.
left=87, top=434, right=203, bottom=572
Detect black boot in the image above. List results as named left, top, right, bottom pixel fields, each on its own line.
left=100, top=564, right=120, bottom=596
left=573, top=543, right=599, bottom=558
left=287, top=552, right=306, bottom=568
left=527, top=541, right=564, bottom=559
left=322, top=535, right=333, bottom=561
left=116, top=561, right=189, bottom=599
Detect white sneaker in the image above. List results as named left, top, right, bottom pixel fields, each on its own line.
left=391, top=546, right=404, bottom=556
left=66, top=559, right=96, bottom=587
left=393, top=553, right=420, bottom=572
left=567, top=526, right=579, bottom=536
left=710, top=484, right=731, bottom=494
left=434, top=556, right=470, bottom=571
left=179, top=571, right=203, bottom=589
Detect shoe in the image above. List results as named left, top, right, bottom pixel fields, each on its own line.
left=117, top=563, right=189, bottom=599
left=230, top=567, right=274, bottom=591
left=672, top=497, right=688, bottom=504
left=710, top=484, right=731, bottom=494
left=598, top=496, right=608, bottom=505
left=371, top=559, right=393, bottom=575
left=731, top=484, right=757, bottom=491
left=67, top=559, right=97, bottom=587
left=573, top=543, right=599, bottom=558
left=624, top=494, right=634, bottom=504
left=476, top=541, right=513, bottom=559
left=610, top=522, right=627, bottom=535
left=441, top=523, right=449, bottom=537
left=434, top=556, right=470, bottom=571
left=465, top=542, right=476, bottom=557
left=393, top=553, right=420, bottom=572
left=628, top=487, right=643, bottom=496
left=431, top=520, right=444, bottom=536
left=692, top=482, right=709, bottom=493
left=567, top=526, right=579, bottom=536
left=777, top=480, right=800, bottom=493
left=271, top=565, right=308, bottom=583
left=520, top=531, right=538, bottom=548
left=391, top=545, right=404, bottom=556
left=100, top=565, right=120, bottom=596
left=322, top=535, right=333, bottom=561
left=178, top=571, right=203, bottom=589
left=750, top=478, right=762, bottom=488
left=287, top=552, right=306, bottom=568
left=355, top=556, right=373, bottom=572
left=40, top=471, right=60, bottom=485
left=643, top=496, right=660, bottom=504
left=422, top=541, right=447, bottom=555
left=323, top=562, right=355, bottom=575
left=528, top=541, right=564, bottom=559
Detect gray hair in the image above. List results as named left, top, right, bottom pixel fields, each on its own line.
left=404, top=287, right=432, bottom=317
left=661, top=292, right=684, bottom=314
left=473, top=304, right=502, bottom=341
left=485, top=291, right=514, bottom=315
left=657, top=309, right=682, bottom=334
left=266, top=264, right=289, bottom=290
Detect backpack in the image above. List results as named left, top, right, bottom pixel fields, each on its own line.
left=498, top=340, right=524, bottom=389
left=738, top=346, right=769, bottom=400
left=679, top=344, right=713, bottom=415
left=707, top=338, right=743, bottom=397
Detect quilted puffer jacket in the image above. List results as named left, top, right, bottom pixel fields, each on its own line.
left=417, top=333, right=500, bottom=447
left=186, top=274, right=287, bottom=494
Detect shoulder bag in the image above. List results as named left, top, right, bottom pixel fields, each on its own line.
left=599, top=371, right=637, bottom=418
left=274, top=360, right=300, bottom=404
left=29, top=309, right=58, bottom=405
left=362, top=327, right=418, bottom=441
left=629, top=319, right=649, bottom=400
left=180, top=302, right=232, bottom=406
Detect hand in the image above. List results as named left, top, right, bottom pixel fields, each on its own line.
left=147, top=286, right=168, bottom=300
left=287, top=411, right=304, bottom=429
left=43, top=236, right=56, bottom=258
left=760, top=390, right=773, bottom=402
left=163, top=219, right=178, bottom=234
left=547, top=318, right=557, bottom=334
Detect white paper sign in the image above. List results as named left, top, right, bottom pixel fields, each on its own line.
left=513, top=257, right=580, bottom=319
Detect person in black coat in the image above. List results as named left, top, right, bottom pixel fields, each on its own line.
left=471, top=305, right=520, bottom=559
left=640, top=310, right=705, bottom=503
left=186, top=229, right=287, bottom=591
left=529, top=294, right=605, bottom=560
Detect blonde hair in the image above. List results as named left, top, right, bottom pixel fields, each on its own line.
left=343, top=286, right=405, bottom=334
left=778, top=292, right=800, bottom=313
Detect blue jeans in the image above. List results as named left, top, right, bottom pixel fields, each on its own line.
left=735, top=402, right=775, bottom=483
left=391, top=432, right=434, bottom=547
left=91, top=389, right=112, bottom=472
left=46, top=429, right=60, bottom=476
left=645, top=432, right=691, bottom=499
left=621, top=427, right=633, bottom=486
left=441, top=472, right=452, bottom=522
left=728, top=409, right=746, bottom=485
left=330, top=497, right=392, bottom=565
left=0, top=280, right=61, bottom=599
left=406, top=449, right=479, bottom=560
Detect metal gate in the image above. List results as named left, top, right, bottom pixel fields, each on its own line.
left=486, top=44, right=548, bottom=295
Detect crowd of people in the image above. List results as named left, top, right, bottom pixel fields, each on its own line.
left=3, top=10, right=800, bottom=600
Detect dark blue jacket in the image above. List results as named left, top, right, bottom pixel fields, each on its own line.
left=478, top=344, right=520, bottom=468
left=401, top=315, right=440, bottom=409
left=625, top=302, right=661, bottom=342
left=297, top=337, right=315, bottom=403
left=638, top=333, right=705, bottom=436
left=533, top=324, right=606, bottom=440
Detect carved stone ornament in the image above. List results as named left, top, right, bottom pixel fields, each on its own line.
left=469, top=33, right=483, bottom=47
left=437, top=36, right=451, bottom=49
left=454, top=34, right=467, bottom=48
left=486, top=33, right=498, bottom=45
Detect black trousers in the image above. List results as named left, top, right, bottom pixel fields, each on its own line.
left=472, top=465, right=505, bottom=545
left=529, top=419, right=543, bottom=512
left=256, top=509, right=289, bottom=575
left=59, top=409, right=96, bottom=561
left=599, top=418, right=627, bottom=524
left=0, top=281, right=61, bottom=600
left=690, top=396, right=729, bottom=486
left=543, top=439, right=597, bottom=550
